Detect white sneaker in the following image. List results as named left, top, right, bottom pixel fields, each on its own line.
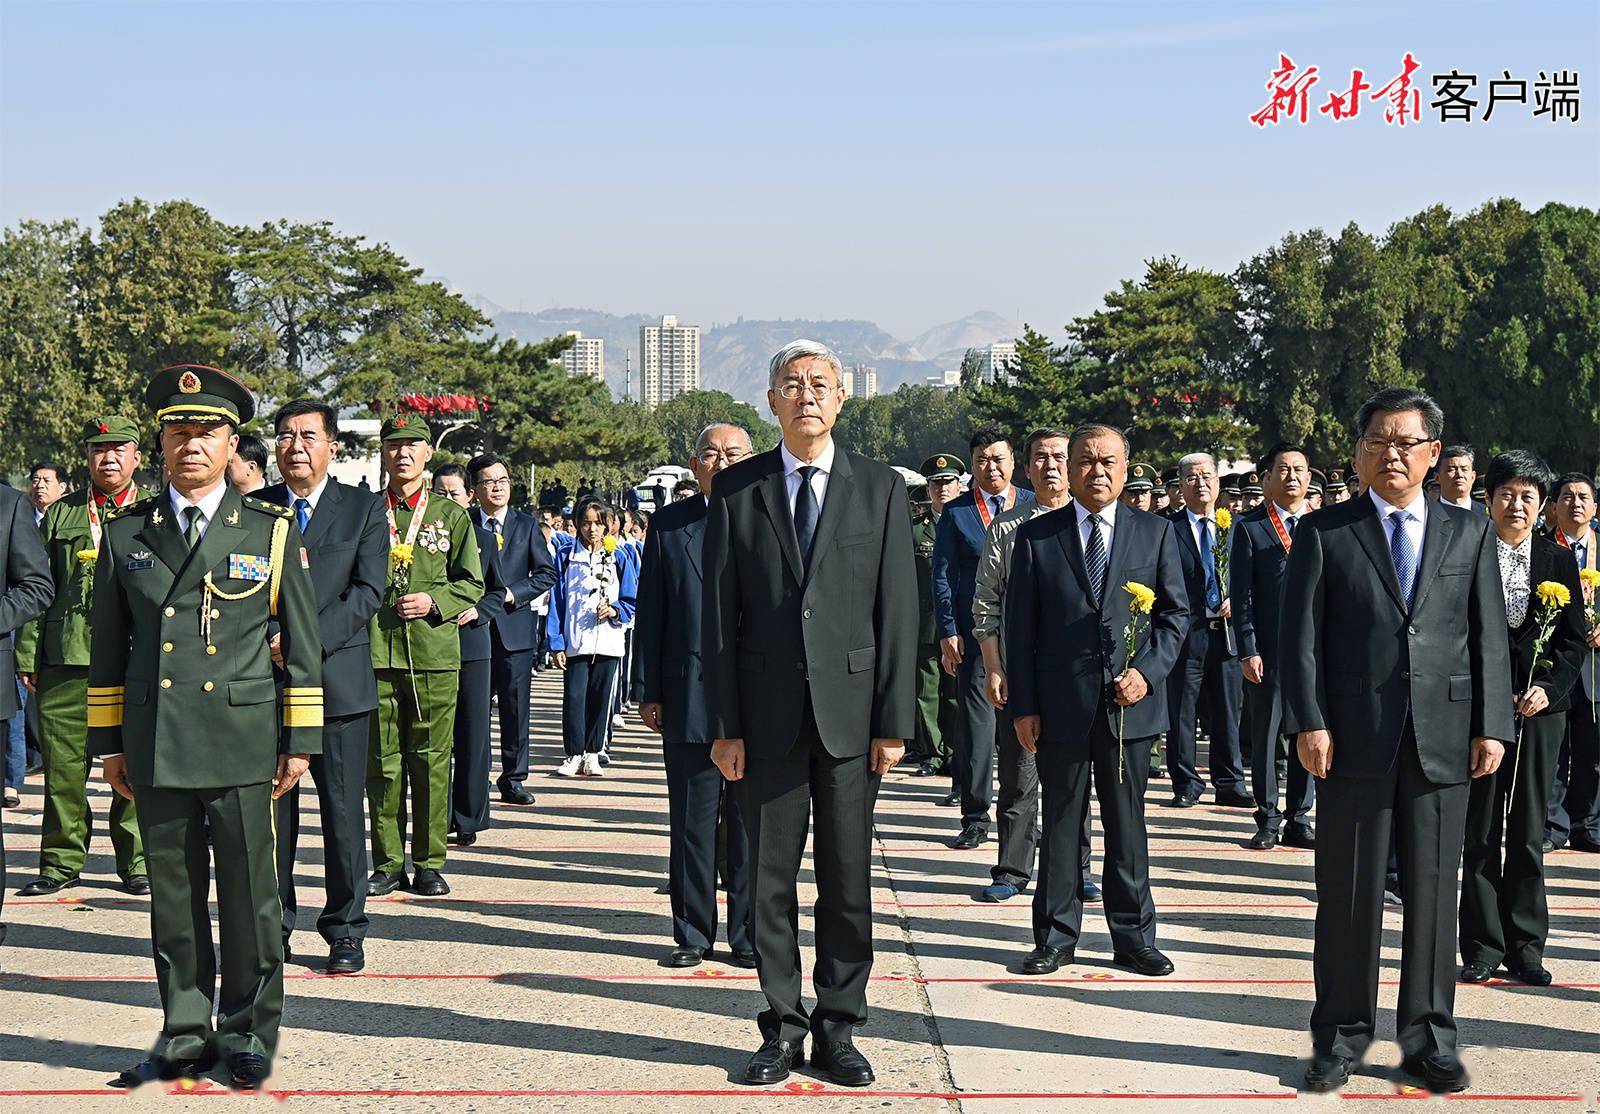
left=580, top=754, right=604, bottom=777
left=611, top=714, right=625, bottom=729
left=596, top=751, right=611, bottom=767
left=556, top=755, right=583, bottom=777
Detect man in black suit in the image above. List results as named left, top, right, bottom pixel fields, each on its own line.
left=432, top=464, right=505, bottom=846
left=1231, top=442, right=1316, bottom=849
left=266, top=399, right=388, bottom=975
left=1008, top=423, right=1188, bottom=978
left=1165, top=452, right=1252, bottom=809
left=1281, top=387, right=1514, bottom=1095
left=1544, top=473, right=1600, bottom=852
left=637, top=422, right=755, bottom=970
left=704, top=339, right=918, bottom=1088
left=0, top=480, right=54, bottom=950
left=467, top=453, right=557, bottom=805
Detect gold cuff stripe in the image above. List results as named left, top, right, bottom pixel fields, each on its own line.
left=282, top=688, right=323, bottom=697
left=88, top=686, right=125, bottom=696
left=87, top=706, right=124, bottom=728
left=282, top=706, right=324, bottom=728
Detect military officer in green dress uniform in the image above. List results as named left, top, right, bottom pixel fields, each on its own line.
left=16, top=416, right=148, bottom=896
left=911, top=454, right=964, bottom=783
left=366, top=416, right=484, bottom=898
left=1120, top=462, right=1156, bottom=512
left=89, top=365, right=323, bottom=1092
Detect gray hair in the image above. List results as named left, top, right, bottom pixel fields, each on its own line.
left=768, top=339, right=844, bottom=391
left=1178, top=452, right=1216, bottom=475
left=1355, top=386, right=1444, bottom=441
left=693, top=422, right=751, bottom=454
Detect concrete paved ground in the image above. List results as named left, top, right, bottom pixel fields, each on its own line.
left=1, top=669, right=1595, bottom=1111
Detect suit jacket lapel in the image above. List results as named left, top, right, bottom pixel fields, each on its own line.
left=753, top=452, right=804, bottom=587
left=1101, top=508, right=1135, bottom=616
left=1351, top=496, right=1408, bottom=614
left=1055, top=504, right=1093, bottom=600
left=682, top=500, right=706, bottom=580
left=168, top=487, right=250, bottom=606
left=804, top=450, right=853, bottom=586
left=1409, top=505, right=1456, bottom=616
left=301, top=481, right=339, bottom=548
left=136, top=496, right=189, bottom=579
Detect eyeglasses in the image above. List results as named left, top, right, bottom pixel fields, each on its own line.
left=1360, top=436, right=1436, bottom=457
left=474, top=477, right=511, bottom=489
left=774, top=381, right=836, bottom=400
left=696, top=448, right=748, bottom=464
left=275, top=432, right=325, bottom=446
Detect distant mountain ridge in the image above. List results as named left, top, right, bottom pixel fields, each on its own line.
left=481, top=305, right=1022, bottom=404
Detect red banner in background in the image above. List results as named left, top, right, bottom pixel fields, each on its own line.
left=394, top=393, right=491, bottom=415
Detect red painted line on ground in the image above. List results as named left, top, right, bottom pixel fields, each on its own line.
left=0, top=1087, right=1584, bottom=1101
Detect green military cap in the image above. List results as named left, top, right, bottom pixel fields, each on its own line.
left=1160, top=466, right=1181, bottom=487
left=920, top=453, right=965, bottom=481
left=83, top=415, right=141, bottom=445
left=144, top=363, right=255, bottom=426
left=1471, top=480, right=1487, bottom=500
left=1126, top=463, right=1156, bottom=491
left=909, top=482, right=931, bottom=504
left=1308, top=468, right=1326, bottom=494
left=1325, top=467, right=1347, bottom=492
left=1221, top=473, right=1242, bottom=494
left=381, top=414, right=432, bottom=441
left=1242, top=471, right=1263, bottom=495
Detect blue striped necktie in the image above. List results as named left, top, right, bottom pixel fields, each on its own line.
left=1389, top=510, right=1417, bottom=608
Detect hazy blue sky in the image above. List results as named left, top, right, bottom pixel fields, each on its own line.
left=3, top=1, right=1596, bottom=338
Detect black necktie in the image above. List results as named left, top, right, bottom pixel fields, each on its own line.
left=1085, top=513, right=1107, bottom=604
left=794, top=466, right=819, bottom=566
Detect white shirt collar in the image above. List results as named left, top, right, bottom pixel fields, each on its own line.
left=1370, top=487, right=1428, bottom=523
left=1075, top=500, right=1117, bottom=530
left=1273, top=502, right=1303, bottom=522
left=290, top=475, right=331, bottom=513
left=1565, top=529, right=1592, bottom=548
left=169, top=482, right=228, bottom=526
left=780, top=438, right=835, bottom=478
left=482, top=505, right=509, bottom=527
left=977, top=483, right=1013, bottom=509
left=1184, top=505, right=1218, bottom=527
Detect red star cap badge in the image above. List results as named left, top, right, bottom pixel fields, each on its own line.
left=98, top=422, right=109, bottom=433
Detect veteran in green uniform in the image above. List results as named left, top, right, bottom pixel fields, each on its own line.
left=367, top=416, right=483, bottom=898
left=89, top=365, right=323, bottom=1092
left=16, top=417, right=147, bottom=896
left=910, top=453, right=965, bottom=782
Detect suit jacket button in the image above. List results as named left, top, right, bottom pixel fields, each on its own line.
left=203, top=681, right=214, bottom=692
left=163, top=606, right=175, bottom=617
left=160, top=678, right=172, bottom=689
left=1408, top=626, right=1418, bottom=635
left=804, top=607, right=814, bottom=619
left=162, top=642, right=173, bottom=653
left=1400, top=670, right=1410, bottom=680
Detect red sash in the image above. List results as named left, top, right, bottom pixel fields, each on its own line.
left=1264, top=501, right=1296, bottom=553
left=975, top=486, right=1012, bottom=531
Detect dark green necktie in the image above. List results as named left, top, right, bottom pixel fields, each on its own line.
left=184, top=505, right=203, bottom=550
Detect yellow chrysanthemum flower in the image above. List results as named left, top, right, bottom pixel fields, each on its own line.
left=1213, top=507, right=1232, bottom=531
left=603, top=535, right=618, bottom=554
left=1580, top=568, right=1600, bottom=590
left=390, top=544, right=415, bottom=566
left=1124, top=581, right=1156, bottom=614
left=1536, top=580, right=1571, bottom=609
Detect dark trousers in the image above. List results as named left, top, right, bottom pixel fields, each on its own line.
left=140, top=781, right=283, bottom=1061
left=953, top=645, right=996, bottom=828
left=743, top=706, right=880, bottom=1046
left=1166, top=624, right=1246, bottom=798
left=993, top=714, right=1091, bottom=886
left=452, top=658, right=493, bottom=835
left=492, top=646, right=535, bottom=790
left=664, top=740, right=751, bottom=952
left=1312, top=731, right=1468, bottom=1061
left=276, top=712, right=372, bottom=947
left=1244, top=675, right=1314, bottom=833
left=1546, top=697, right=1598, bottom=845
left=562, top=654, right=619, bottom=756
left=1461, top=712, right=1562, bottom=969
left=1033, top=713, right=1156, bottom=954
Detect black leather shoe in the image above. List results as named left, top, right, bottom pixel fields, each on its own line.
left=1113, top=946, right=1175, bottom=976
left=1078, top=879, right=1102, bottom=903
left=1021, top=945, right=1072, bottom=974
left=1303, top=1053, right=1352, bottom=1093
left=939, top=790, right=960, bottom=807
left=952, top=824, right=987, bottom=850
left=111, top=1053, right=216, bottom=1089
left=282, top=938, right=293, bottom=963
left=1215, top=789, right=1256, bottom=808
left=499, top=785, right=536, bottom=806
left=228, top=1052, right=271, bottom=1091
left=811, top=1040, right=874, bottom=1087
left=18, top=874, right=79, bottom=896
left=741, top=1037, right=804, bottom=1084
left=664, top=945, right=705, bottom=968
left=727, top=948, right=757, bottom=969
left=1399, top=1053, right=1469, bottom=1094
left=1568, top=834, right=1600, bottom=852
left=367, top=871, right=405, bottom=897
left=1458, top=961, right=1494, bottom=983
left=1541, top=838, right=1558, bottom=853
left=449, top=830, right=478, bottom=846
left=913, top=762, right=936, bottom=777
left=122, top=874, right=151, bottom=896
left=1503, top=962, right=1552, bottom=986
left=410, top=868, right=450, bottom=896
left=1248, top=829, right=1277, bottom=850
left=1282, top=826, right=1316, bottom=849
left=326, top=939, right=365, bottom=975
left=1169, top=793, right=1199, bottom=808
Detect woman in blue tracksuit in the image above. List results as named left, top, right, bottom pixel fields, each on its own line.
left=546, top=496, right=638, bottom=777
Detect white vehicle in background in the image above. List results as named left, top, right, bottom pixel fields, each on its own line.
left=632, top=465, right=694, bottom=513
